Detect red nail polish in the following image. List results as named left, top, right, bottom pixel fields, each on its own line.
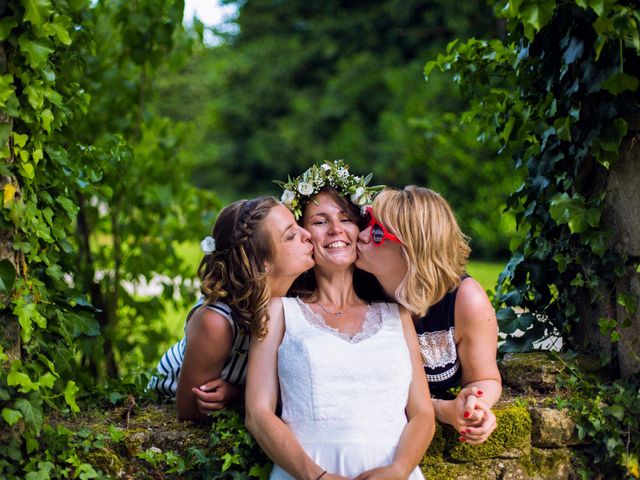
left=477, top=390, right=484, bottom=396
left=459, top=437, right=466, bottom=442
left=463, top=411, right=471, bottom=418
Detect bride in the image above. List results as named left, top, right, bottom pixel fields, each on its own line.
left=245, top=162, right=435, bottom=479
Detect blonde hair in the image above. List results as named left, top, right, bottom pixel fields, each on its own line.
left=374, top=186, right=471, bottom=317
left=198, top=196, right=279, bottom=340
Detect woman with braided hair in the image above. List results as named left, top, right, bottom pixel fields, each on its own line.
left=149, top=196, right=314, bottom=421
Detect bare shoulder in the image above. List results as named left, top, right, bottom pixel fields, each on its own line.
left=186, top=306, right=234, bottom=340
left=455, top=277, right=496, bottom=329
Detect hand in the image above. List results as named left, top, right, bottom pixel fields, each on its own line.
left=353, top=463, right=405, bottom=480
left=323, top=474, right=349, bottom=480
left=452, top=387, right=496, bottom=445
left=192, top=378, right=242, bottom=414
left=458, top=398, right=496, bottom=445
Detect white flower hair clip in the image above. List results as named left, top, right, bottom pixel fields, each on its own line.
left=200, top=236, right=216, bottom=255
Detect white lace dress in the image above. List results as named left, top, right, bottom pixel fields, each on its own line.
left=270, top=297, right=424, bottom=479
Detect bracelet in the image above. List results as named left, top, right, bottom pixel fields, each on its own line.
left=316, top=470, right=327, bottom=480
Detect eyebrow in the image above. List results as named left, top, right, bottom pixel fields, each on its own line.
left=281, top=223, right=296, bottom=237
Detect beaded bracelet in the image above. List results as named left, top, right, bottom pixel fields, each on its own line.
left=316, top=470, right=327, bottom=480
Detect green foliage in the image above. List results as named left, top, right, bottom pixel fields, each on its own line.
left=428, top=0, right=640, bottom=353
left=152, top=0, right=517, bottom=258
left=183, top=409, right=271, bottom=479
left=557, top=363, right=640, bottom=478
left=0, top=0, right=218, bottom=477
left=426, top=0, right=640, bottom=476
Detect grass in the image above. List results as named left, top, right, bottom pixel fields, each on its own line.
left=467, top=259, right=506, bottom=294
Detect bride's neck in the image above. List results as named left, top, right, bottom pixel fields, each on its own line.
left=312, top=268, right=361, bottom=307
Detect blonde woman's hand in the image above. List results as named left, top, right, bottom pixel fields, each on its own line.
left=441, top=386, right=496, bottom=444
left=458, top=398, right=497, bottom=445
left=192, top=378, right=242, bottom=413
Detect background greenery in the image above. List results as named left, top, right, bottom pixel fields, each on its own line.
left=1, top=0, right=638, bottom=478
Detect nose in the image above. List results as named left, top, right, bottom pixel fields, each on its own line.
left=300, top=226, right=311, bottom=242
left=327, top=219, right=344, bottom=235
left=358, top=227, right=371, bottom=244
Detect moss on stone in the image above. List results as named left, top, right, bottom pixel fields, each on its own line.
left=421, top=457, right=499, bottom=480
left=520, top=447, right=573, bottom=479
left=446, top=404, right=532, bottom=462
left=84, top=447, right=125, bottom=478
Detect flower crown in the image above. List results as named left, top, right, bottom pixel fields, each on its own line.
left=274, top=160, right=383, bottom=219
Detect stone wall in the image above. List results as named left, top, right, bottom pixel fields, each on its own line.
left=49, top=352, right=593, bottom=479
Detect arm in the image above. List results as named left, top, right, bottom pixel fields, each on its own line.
left=355, top=306, right=436, bottom=480
left=244, top=299, right=346, bottom=480
left=436, top=277, right=502, bottom=444
left=176, top=308, right=240, bottom=421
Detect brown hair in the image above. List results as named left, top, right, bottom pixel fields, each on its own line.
left=288, top=187, right=386, bottom=303
left=198, top=196, right=279, bottom=339
left=374, top=186, right=470, bottom=317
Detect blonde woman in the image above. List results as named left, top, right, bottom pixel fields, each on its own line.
left=356, top=186, right=501, bottom=444
left=149, top=196, right=314, bottom=421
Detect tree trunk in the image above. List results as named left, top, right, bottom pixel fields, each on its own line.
left=603, top=115, right=640, bottom=377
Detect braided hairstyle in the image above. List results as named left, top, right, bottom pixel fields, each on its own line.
left=198, top=196, right=279, bottom=339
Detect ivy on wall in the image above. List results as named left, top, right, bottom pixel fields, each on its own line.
left=0, top=1, right=217, bottom=477
left=426, top=0, right=639, bottom=476
left=427, top=0, right=639, bottom=355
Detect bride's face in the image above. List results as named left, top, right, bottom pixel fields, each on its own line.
left=302, top=192, right=359, bottom=271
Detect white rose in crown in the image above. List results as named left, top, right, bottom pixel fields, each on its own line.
left=200, top=236, right=216, bottom=254
left=350, top=187, right=366, bottom=205
left=297, top=182, right=314, bottom=196
left=281, top=189, right=296, bottom=207
left=321, top=163, right=331, bottom=171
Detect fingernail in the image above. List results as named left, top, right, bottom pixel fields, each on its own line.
left=200, top=385, right=207, bottom=390
left=463, top=429, right=469, bottom=434
left=459, top=437, right=466, bottom=442
left=463, top=411, right=471, bottom=418
left=477, top=390, right=484, bottom=396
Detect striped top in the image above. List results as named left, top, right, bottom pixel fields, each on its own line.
left=148, top=299, right=250, bottom=397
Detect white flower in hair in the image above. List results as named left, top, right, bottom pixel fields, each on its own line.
left=321, top=163, right=331, bottom=171
left=281, top=189, right=296, bottom=207
left=351, top=186, right=366, bottom=205
left=200, top=236, right=216, bottom=255
left=297, top=182, right=314, bottom=196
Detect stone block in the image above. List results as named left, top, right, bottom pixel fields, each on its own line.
left=529, top=407, right=581, bottom=447
left=499, top=352, right=565, bottom=392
